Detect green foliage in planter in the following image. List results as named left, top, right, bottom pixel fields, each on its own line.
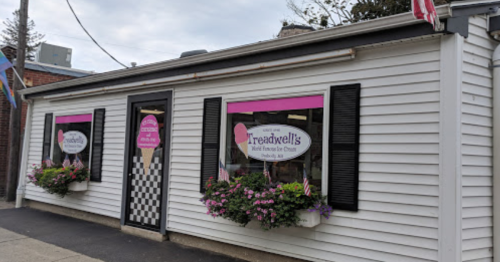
left=27, top=164, right=89, bottom=198
left=201, top=172, right=333, bottom=230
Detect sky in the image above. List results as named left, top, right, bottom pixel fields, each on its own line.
left=0, top=0, right=291, bottom=73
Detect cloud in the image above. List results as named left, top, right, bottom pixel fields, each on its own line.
left=0, top=0, right=291, bottom=73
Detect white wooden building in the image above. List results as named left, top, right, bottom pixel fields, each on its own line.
left=15, top=1, right=500, bottom=261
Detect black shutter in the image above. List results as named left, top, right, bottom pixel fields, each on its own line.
left=90, top=108, right=105, bottom=182
left=42, top=113, right=53, bottom=162
left=328, top=84, right=361, bottom=211
left=200, top=97, right=222, bottom=193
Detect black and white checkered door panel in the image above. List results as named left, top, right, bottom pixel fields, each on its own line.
left=129, top=156, right=162, bottom=227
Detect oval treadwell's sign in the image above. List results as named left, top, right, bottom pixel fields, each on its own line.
left=242, top=124, right=311, bottom=162
left=62, top=131, right=88, bottom=154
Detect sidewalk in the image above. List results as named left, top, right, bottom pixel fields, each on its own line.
left=0, top=206, right=244, bottom=262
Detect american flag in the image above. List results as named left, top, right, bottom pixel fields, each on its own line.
left=303, top=167, right=311, bottom=197
left=62, top=155, right=71, bottom=168
left=412, top=0, right=440, bottom=29
left=73, top=156, right=85, bottom=169
left=219, top=160, right=230, bottom=182
left=44, top=156, right=53, bottom=168
left=263, top=163, right=271, bottom=183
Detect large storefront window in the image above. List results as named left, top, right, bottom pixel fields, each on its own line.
left=225, top=96, right=323, bottom=191
left=52, top=114, right=92, bottom=166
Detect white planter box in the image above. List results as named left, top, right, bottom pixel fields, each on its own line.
left=68, top=181, right=88, bottom=191
left=247, top=209, right=321, bottom=229
left=296, top=210, right=321, bottom=228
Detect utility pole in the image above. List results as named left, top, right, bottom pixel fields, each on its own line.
left=6, top=0, right=28, bottom=202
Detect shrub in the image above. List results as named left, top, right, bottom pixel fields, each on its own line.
left=201, top=172, right=333, bottom=230
left=27, top=164, right=90, bottom=198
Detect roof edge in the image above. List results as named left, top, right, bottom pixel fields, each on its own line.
left=19, top=5, right=453, bottom=97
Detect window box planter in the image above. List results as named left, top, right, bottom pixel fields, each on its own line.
left=68, top=181, right=88, bottom=191
left=296, top=210, right=321, bottom=228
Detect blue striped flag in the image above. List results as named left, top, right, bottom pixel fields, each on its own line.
left=219, top=160, right=230, bottom=182
left=0, top=51, right=16, bottom=108
left=73, top=156, right=85, bottom=169
left=62, top=155, right=71, bottom=168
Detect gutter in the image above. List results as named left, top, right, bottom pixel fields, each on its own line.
left=17, top=5, right=452, bottom=99
left=16, top=100, right=33, bottom=208
left=493, top=43, right=500, bottom=261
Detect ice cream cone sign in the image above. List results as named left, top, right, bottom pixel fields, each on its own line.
left=137, top=115, right=160, bottom=175
left=234, top=123, right=249, bottom=159
left=58, top=130, right=64, bottom=152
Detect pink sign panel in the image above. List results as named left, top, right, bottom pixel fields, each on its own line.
left=227, top=95, right=324, bottom=114
left=137, top=115, right=160, bottom=149
left=55, top=114, right=92, bottom=124
left=137, top=115, right=161, bottom=176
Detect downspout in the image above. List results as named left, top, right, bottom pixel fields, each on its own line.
left=15, top=99, right=33, bottom=208
left=493, top=44, right=500, bottom=261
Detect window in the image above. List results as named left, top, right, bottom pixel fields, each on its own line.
left=225, top=96, right=323, bottom=191
left=52, top=114, right=93, bottom=166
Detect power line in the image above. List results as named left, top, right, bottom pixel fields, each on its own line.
left=65, top=0, right=128, bottom=68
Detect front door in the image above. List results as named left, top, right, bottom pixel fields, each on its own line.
left=123, top=92, right=171, bottom=233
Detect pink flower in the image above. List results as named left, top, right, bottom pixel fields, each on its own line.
left=262, top=209, right=268, bottom=214
left=206, top=211, right=210, bottom=215
left=248, top=190, right=254, bottom=195
left=208, top=184, right=212, bottom=187
left=86, top=177, right=89, bottom=181
left=211, top=200, right=217, bottom=205
left=219, top=203, right=223, bottom=206
left=271, top=213, right=277, bottom=217
left=257, top=216, right=263, bottom=221
left=271, top=219, right=274, bottom=223
left=269, top=199, right=274, bottom=204
left=72, top=175, right=76, bottom=179
left=221, top=199, right=227, bottom=203
left=230, top=185, right=234, bottom=187
left=220, top=209, right=226, bottom=214
left=215, top=192, right=220, bottom=195
left=277, top=184, right=282, bottom=188
left=236, top=184, right=241, bottom=188
left=262, top=193, right=266, bottom=198
left=257, top=207, right=261, bottom=211
left=221, top=194, right=225, bottom=198
left=246, top=210, right=251, bottom=214
left=255, top=193, right=260, bottom=198
left=248, top=195, right=252, bottom=199
left=212, top=214, right=217, bottom=218
left=254, top=213, right=257, bottom=216
left=279, top=195, right=283, bottom=199
left=270, top=188, right=276, bottom=193
left=254, top=200, right=260, bottom=205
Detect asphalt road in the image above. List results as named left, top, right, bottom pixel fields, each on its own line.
left=0, top=207, right=243, bottom=262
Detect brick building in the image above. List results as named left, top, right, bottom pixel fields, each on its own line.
left=0, top=45, right=92, bottom=197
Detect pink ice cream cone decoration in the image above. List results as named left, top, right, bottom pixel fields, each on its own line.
left=58, top=130, right=64, bottom=152
left=137, top=115, right=160, bottom=175
left=234, top=123, right=249, bottom=159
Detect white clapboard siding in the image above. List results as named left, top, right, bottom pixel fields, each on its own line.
left=23, top=93, right=130, bottom=219
left=167, top=38, right=441, bottom=262
left=461, top=16, right=496, bottom=262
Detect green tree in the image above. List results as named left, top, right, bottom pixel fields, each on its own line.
left=1, top=10, right=45, bottom=61
left=283, top=0, right=450, bottom=29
